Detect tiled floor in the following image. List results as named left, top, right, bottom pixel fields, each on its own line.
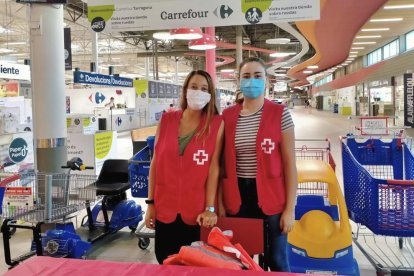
left=2, top=107, right=413, bottom=275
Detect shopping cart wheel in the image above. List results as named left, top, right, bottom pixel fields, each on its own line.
left=398, top=237, right=403, bottom=249
left=129, top=225, right=137, bottom=232
left=138, top=238, right=150, bottom=249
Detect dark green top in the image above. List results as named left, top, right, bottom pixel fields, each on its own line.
left=179, top=130, right=196, bottom=155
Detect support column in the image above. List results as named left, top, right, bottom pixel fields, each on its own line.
left=30, top=4, right=67, bottom=173
left=91, top=31, right=99, bottom=73
left=145, top=56, right=150, bottom=80
left=205, top=27, right=216, bottom=84
left=236, top=26, right=243, bottom=67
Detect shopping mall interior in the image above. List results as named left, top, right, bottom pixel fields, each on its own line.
left=0, top=0, right=414, bottom=275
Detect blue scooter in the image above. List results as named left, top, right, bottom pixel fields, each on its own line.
left=33, top=158, right=143, bottom=259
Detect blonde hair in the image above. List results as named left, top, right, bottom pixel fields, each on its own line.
left=180, top=70, right=218, bottom=139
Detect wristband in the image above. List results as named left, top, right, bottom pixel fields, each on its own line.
left=205, top=206, right=215, bottom=213
left=145, top=199, right=154, bottom=204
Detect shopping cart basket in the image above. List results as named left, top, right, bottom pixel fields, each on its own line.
left=129, top=136, right=155, bottom=250
left=1, top=172, right=97, bottom=266
left=295, top=139, right=336, bottom=171
left=342, top=136, right=414, bottom=275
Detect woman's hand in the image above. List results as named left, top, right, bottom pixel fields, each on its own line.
left=196, top=211, right=218, bottom=228
left=145, top=205, right=156, bottom=229
left=280, top=208, right=294, bottom=234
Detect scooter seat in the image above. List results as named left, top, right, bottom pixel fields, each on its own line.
left=94, top=159, right=130, bottom=196
left=96, top=182, right=130, bottom=196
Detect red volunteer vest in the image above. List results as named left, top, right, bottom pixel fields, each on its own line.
left=154, top=111, right=222, bottom=225
left=222, top=99, right=286, bottom=215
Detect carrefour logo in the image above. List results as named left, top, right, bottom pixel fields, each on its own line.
left=8, top=138, right=28, bottom=163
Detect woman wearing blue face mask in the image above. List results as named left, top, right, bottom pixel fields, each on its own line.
left=221, top=57, right=298, bottom=271
left=145, top=70, right=224, bottom=264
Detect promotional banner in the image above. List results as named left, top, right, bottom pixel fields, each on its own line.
left=404, top=73, right=414, bottom=127
left=0, top=132, right=34, bottom=173
left=148, top=81, right=157, bottom=98
left=88, top=0, right=320, bottom=33
left=64, top=28, right=72, bottom=71
left=73, top=70, right=133, bottom=87
left=0, top=62, right=30, bottom=81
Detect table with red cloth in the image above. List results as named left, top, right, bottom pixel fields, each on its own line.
left=4, top=256, right=308, bottom=276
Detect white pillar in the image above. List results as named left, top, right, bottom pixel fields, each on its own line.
left=30, top=4, right=67, bottom=173
left=236, top=26, right=243, bottom=67
left=91, top=31, right=99, bottom=73
left=145, top=56, right=150, bottom=80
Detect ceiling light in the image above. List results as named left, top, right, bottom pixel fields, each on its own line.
left=350, top=51, right=358, bottom=54
left=353, top=41, right=376, bottom=45
left=384, top=5, right=414, bottom=10
left=153, top=32, right=174, bottom=40
left=349, top=55, right=357, bottom=58
left=220, top=69, right=234, bottom=72
left=361, top=28, right=390, bottom=32
left=355, top=35, right=382, bottom=39
left=0, top=48, right=14, bottom=53
left=303, top=70, right=313, bottom=74
left=351, top=47, right=365, bottom=50
left=188, top=34, right=216, bottom=50
left=281, top=66, right=292, bottom=69
left=170, top=28, right=203, bottom=40
left=265, top=38, right=291, bottom=44
left=269, top=52, right=296, bottom=57
left=275, top=73, right=286, bottom=76
left=4, top=42, right=26, bottom=45
left=370, top=18, right=403, bottom=22
left=307, top=65, right=319, bottom=69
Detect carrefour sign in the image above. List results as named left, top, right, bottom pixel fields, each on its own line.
left=73, top=71, right=133, bottom=87
left=87, top=0, right=319, bottom=33
left=0, top=62, right=31, bottom=81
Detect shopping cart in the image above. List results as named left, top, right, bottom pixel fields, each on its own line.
left=295, top=138, right=336, bottom=171
left=129, top=136, right=155, bottom=249
left=0, top=172, right=97, bottom=267
left=342, top=135, right=414, bottom=275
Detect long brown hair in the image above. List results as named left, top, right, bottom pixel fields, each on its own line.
left=235, top=57, right=267, bottom=104
left=180, top=70, right=218, bottom=139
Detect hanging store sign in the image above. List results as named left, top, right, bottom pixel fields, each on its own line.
left=64, top=28, right=73, bottom=71
left=87, top=0, right=320, bottom=33
left=0, top=62, right=30, bottom=81
left=404, top=73, right=414, bottom=127
left=73, top=70, right=133, bottom=87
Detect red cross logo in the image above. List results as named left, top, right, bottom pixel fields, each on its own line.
left=193, top=150, right=209, bottom=165
left=261, top=138, right=275, bottom=154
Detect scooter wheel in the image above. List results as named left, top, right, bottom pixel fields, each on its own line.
left=138, top=238, right=150, bottom=249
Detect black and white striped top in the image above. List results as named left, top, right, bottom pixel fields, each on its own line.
left=235, top=106, right=294, bottom=178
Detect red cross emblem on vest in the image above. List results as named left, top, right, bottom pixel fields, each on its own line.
left=193, top=150, right=209, bottom=165
left=261, top=138, right=275, bottom=154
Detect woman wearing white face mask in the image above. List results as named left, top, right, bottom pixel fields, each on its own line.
left=221, top=57, right=297, bottom=272
left=145, top=70, right=224, bottom=264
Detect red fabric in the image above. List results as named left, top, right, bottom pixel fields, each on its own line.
left=163, top=227, right=261, bottom=271
left=200, top=217, right=264, bottom=256
left=5, top=256, right=309, bottom=276
left=154, top=111, right=222, bottom=225
left=222, top=99, right=286, bottom=215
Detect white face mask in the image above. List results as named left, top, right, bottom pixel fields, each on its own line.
left=186, top=89, right=211, bottom=110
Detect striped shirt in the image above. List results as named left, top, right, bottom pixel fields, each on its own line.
left=235, top=106, right=294, bottom=178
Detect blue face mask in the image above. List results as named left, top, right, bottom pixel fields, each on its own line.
left=240, top=78, right=265, bottom=99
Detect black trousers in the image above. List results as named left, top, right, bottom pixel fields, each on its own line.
left=154, top=214, right=200, bottom=264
